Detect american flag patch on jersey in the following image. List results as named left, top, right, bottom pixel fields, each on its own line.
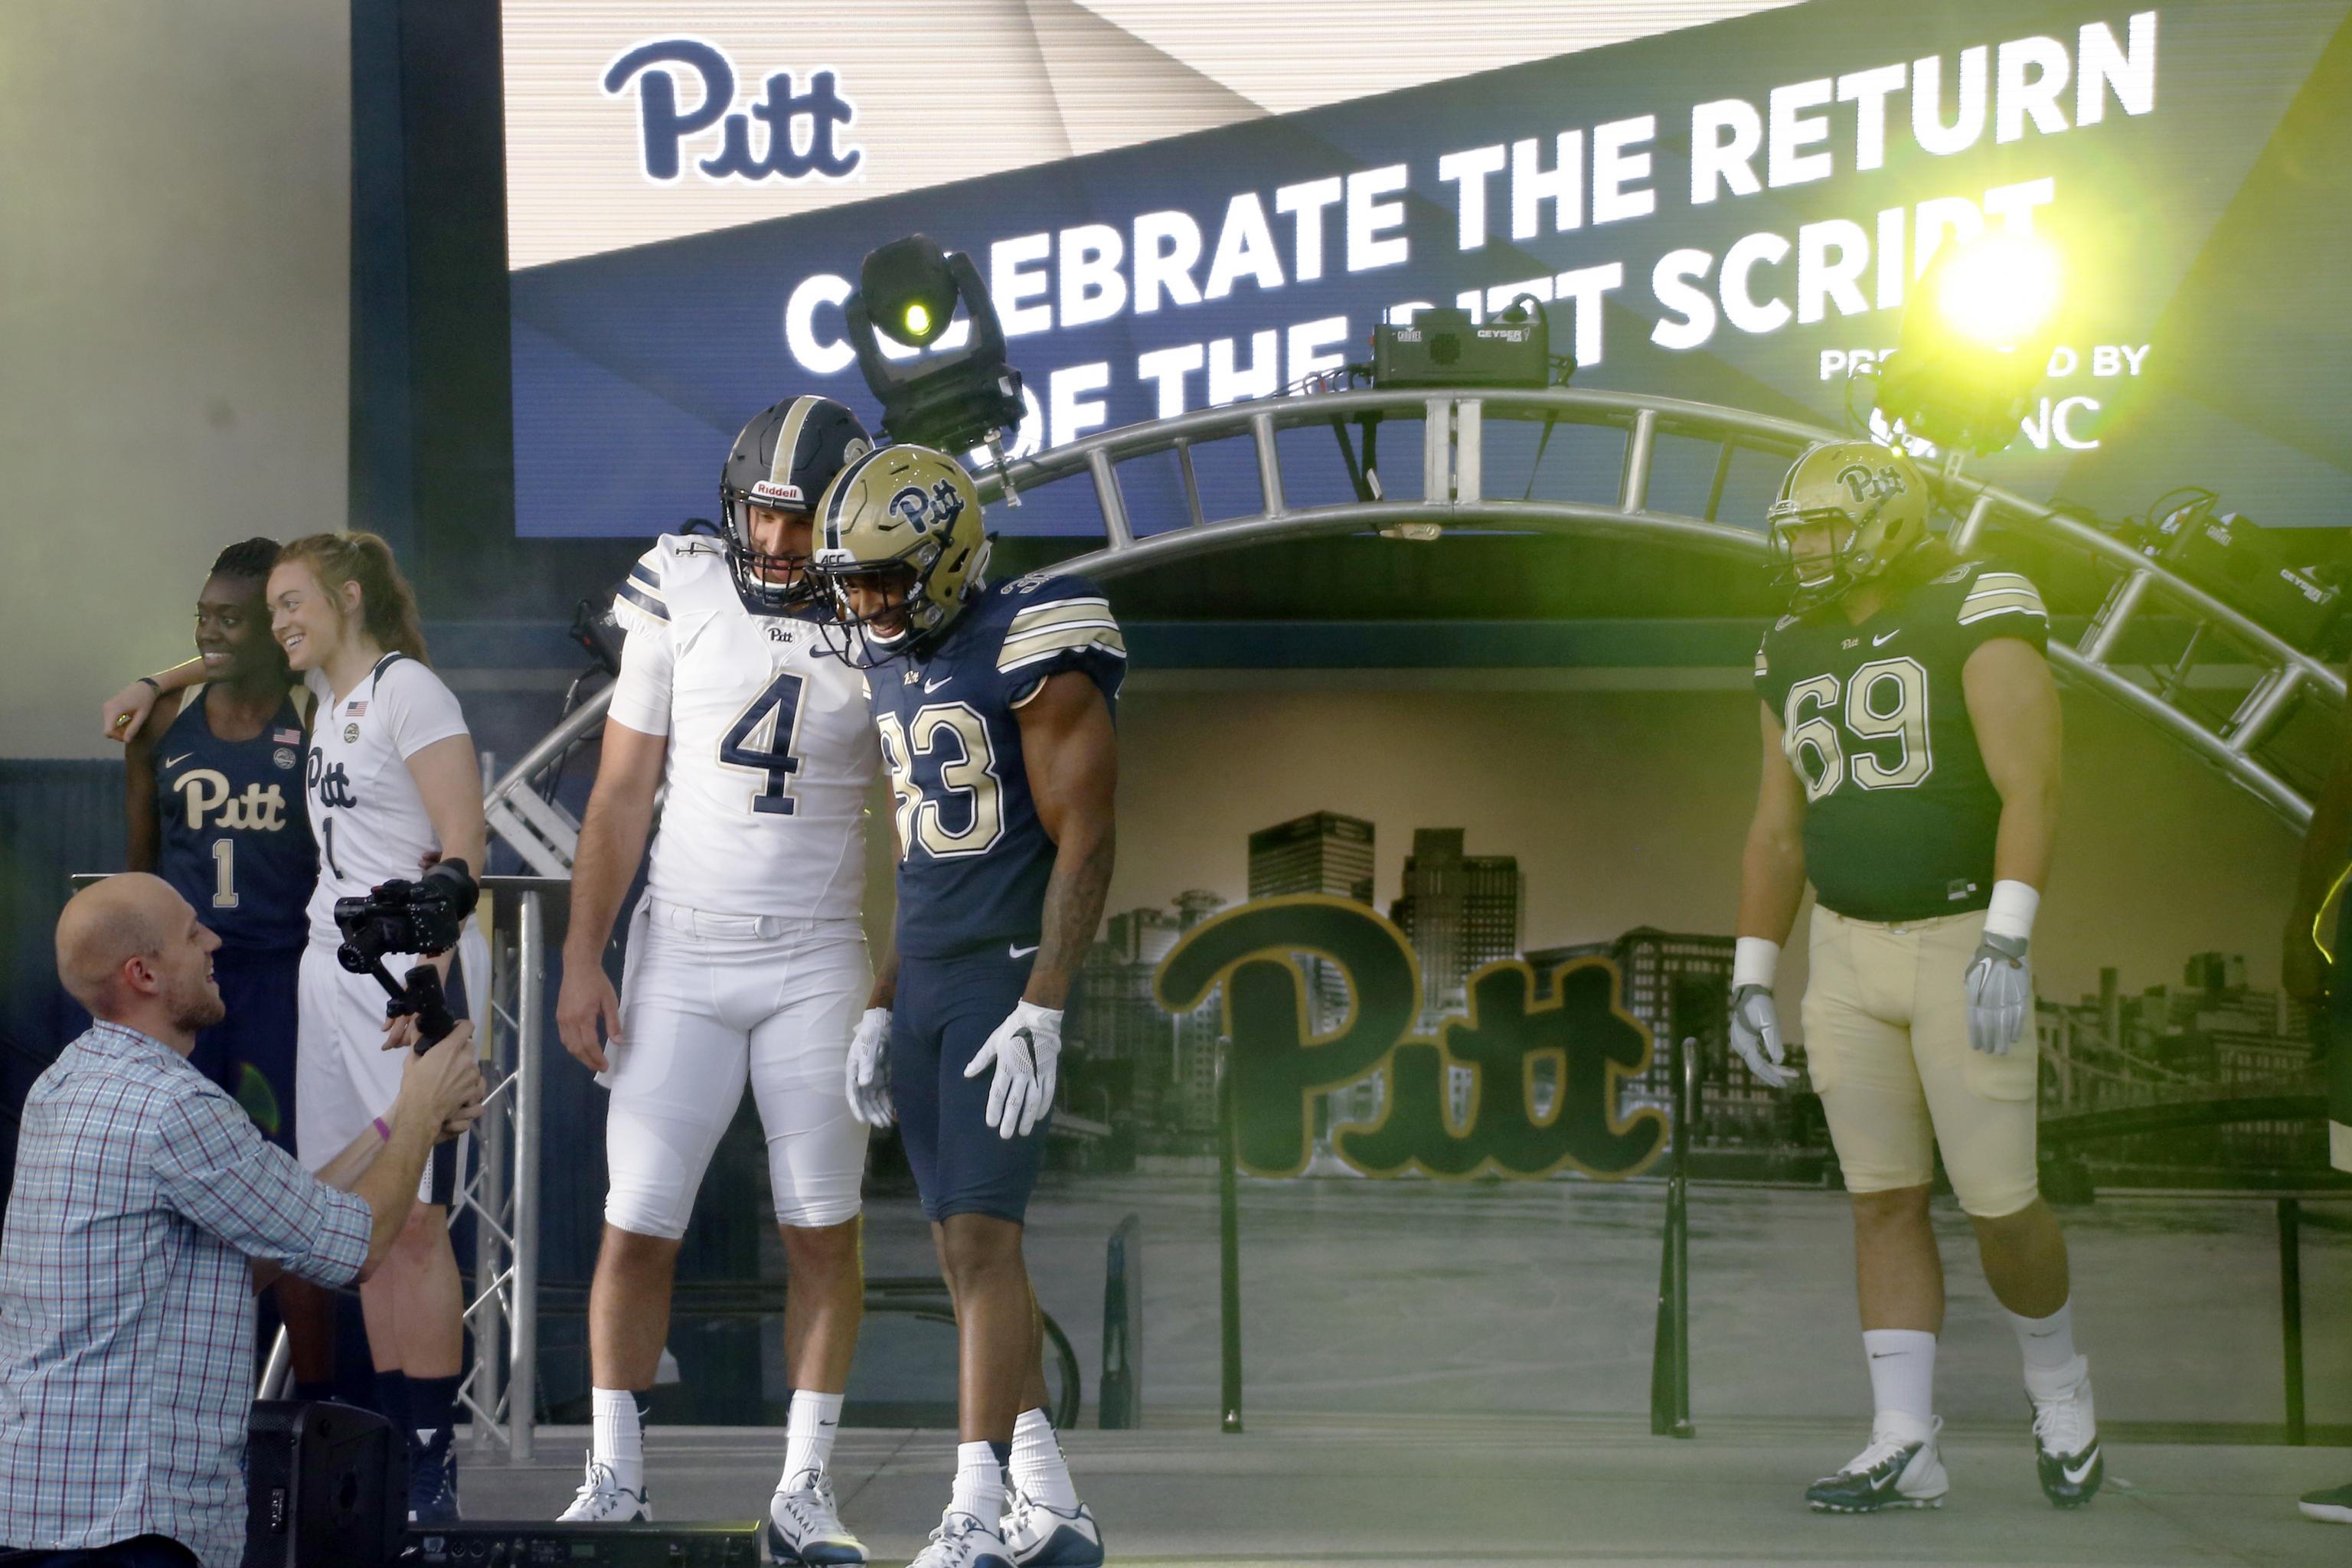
left=345, top=700, right=368, bottom=716
left=273, top=727, right=302, bottom=744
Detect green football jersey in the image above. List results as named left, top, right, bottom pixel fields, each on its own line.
left=1753, top=559, right=2049, bottom=923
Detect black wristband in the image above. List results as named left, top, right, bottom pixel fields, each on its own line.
left=137, top=675, right=162, bottom=692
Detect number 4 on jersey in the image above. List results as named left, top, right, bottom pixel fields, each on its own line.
left=718, top=669, right=807, bottom=815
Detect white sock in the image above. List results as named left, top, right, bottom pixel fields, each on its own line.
left=590, top=1387, right=645, bottom=1494
left=1010, top=1407, right=1077, bottom=1511
left=1862, top=1330, right=1937, bottom=1431
left=949, top=1440, right=1004, bottom=1526
left=779, top=1390, right=844, bottom=1488
left=2006, top=1299, right=2079, bottom=1377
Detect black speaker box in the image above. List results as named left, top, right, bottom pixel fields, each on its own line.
left=243, top=1400, right=407, bottom=1568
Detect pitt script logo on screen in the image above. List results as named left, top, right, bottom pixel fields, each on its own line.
left=603, top=39, right=861, bottom=184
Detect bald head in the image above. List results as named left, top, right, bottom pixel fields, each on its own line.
left=57, top=875, right=221, bottom=1043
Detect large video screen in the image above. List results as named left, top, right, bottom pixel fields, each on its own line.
left=501, top=0, right=2352, bottom=539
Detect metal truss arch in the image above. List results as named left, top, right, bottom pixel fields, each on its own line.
left=489, top=387, right=2341, bottom=863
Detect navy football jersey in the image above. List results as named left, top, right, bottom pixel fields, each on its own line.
left=1754, top=560, right=2049, bottom=923
left=871, top=574, right=1125, bottom=959
left=153, top=688, right=315, bottom=951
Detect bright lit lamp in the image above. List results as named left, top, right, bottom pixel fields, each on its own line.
left=1876, top=231, right=2066, bottom=455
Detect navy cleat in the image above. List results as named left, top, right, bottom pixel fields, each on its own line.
left=1805, top=1415, right=1948, bottom=1514
left=1001, top=1485, right=1103, bottom=1566
left=2027, top=1355, right=2103, bottom=1509
left=408, top=1428, right=462, bottom=1526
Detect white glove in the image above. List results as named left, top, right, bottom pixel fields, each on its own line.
left=964, top=1000, right=1061, bottom=1139
left=1728, top=984, right=1792, bottom=1089
left=1965, top=933, right=2032, bottom=1055
left=844, top=1008, right=893, bottom=1127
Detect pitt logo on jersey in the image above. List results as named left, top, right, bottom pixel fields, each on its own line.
left=173, top=769, right=291, bottom=832
left=307, top=750, right=358, bottom=809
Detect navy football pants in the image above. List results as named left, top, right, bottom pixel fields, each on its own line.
left=891, top=946, right=1052, bottom=1224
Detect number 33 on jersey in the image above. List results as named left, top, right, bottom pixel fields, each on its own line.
left=1754, top=561, right=2047, bottom=923
left=867, top=573, right=1125, bottom=959
left=609, top=534, right=882, bottom=921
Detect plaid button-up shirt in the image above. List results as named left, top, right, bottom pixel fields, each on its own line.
left=0, top=1022, right=371, bottom=1567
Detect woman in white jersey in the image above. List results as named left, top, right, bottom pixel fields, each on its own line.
left=103, top=531, right=486, bottom=1525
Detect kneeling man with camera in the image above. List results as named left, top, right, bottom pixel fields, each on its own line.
left=0, top=873, right=482, bottom=1568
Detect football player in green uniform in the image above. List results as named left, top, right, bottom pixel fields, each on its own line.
left=1730, top=439, right=2099, bottom=1513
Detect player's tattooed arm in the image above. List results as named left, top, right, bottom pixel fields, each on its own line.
left=1016, top=669, right=1119, bottom=1011
left=1964, top=636, right=2062, bottom=893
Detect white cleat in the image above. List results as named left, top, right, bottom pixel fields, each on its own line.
left=904, top=1510, right=1014, bottom=1568
left=557, top=1452, right=651, bottom=1522
left=1001, top=1484, right=1103, bottom=1566
left=1805, top=1414, right=1949, bottom=1513
left=766, top=1468, right=867, bottom=1565
left=2028, top=1354, right=2104, bottom=1508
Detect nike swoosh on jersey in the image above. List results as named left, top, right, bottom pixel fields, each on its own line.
left=924, top=675, right=953, bottom=692
left=1872, top=629, right=1900, bottom=645
left=1010, top=942, right=1040, bottom=958
left=163, top=753, right=194, bottom=768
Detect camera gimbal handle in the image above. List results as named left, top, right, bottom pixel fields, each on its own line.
left=358, top=959, right=459, bottom=1051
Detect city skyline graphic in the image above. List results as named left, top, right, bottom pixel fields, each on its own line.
left=1062, top=807, right=2332, bottom=1182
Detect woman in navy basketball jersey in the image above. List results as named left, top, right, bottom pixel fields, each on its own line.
left=123, top=537, right=315, bottom=1138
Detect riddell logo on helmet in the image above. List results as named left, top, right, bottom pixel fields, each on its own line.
left=751, top=480, right=803, bottom=503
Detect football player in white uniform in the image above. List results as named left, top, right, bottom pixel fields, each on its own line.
left=553, top=396, right=880, bottom=1563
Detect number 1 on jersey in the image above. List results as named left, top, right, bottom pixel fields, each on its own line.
left=211, top=838, right=239, bottom=909
left=718, top=669, right=807, bottom=815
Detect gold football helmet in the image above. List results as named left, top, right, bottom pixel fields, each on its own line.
left=1766, top=440, right=1932, bottom=610
left=811, top=443, right=988, bottom=665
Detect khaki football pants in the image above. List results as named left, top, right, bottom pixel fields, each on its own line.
left=1802, top=905, right=2041, bottom=1219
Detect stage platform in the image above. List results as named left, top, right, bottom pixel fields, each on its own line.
left=459, top=1413, right=2347, bottom=1566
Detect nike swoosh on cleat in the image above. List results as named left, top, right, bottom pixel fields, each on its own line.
left=2060, top=1449, right=2099, bottom=1485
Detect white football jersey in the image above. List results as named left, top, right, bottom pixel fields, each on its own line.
left=300, top=655, right=472, bottom=945
left=609, top=534, right=880, bottom=920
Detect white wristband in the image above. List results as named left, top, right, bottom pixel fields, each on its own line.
left=1982, top=880, right=2040, bottom=942
left=1733, top=936, right=1780, bottom=990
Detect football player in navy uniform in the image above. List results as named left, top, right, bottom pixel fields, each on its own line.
left=814, top=446, right=1119, bottom=1568
left=1730, top=440, right=2099, bottom=1513
left=120, top=536, right=332, bottom=1396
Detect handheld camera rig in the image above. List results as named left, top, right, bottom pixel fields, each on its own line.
left=332, top=859, right=479, bottom=1049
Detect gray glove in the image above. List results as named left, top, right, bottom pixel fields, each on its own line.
left=1965, top=932, right=2032, bottom=1055
left=1729, top=983, right=1791, bottom=1089
left=845, top=1008, right=894, bottom=1126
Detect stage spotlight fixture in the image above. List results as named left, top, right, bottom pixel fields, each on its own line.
left=1875, top=231, right=2066, bottom=456
left=844, top=234, right=1027, bottom=488
left=860, top=234, right=959, bottom=348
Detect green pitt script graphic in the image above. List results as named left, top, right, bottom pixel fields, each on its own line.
left=1155, top=896, right=1668, bottom=1181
